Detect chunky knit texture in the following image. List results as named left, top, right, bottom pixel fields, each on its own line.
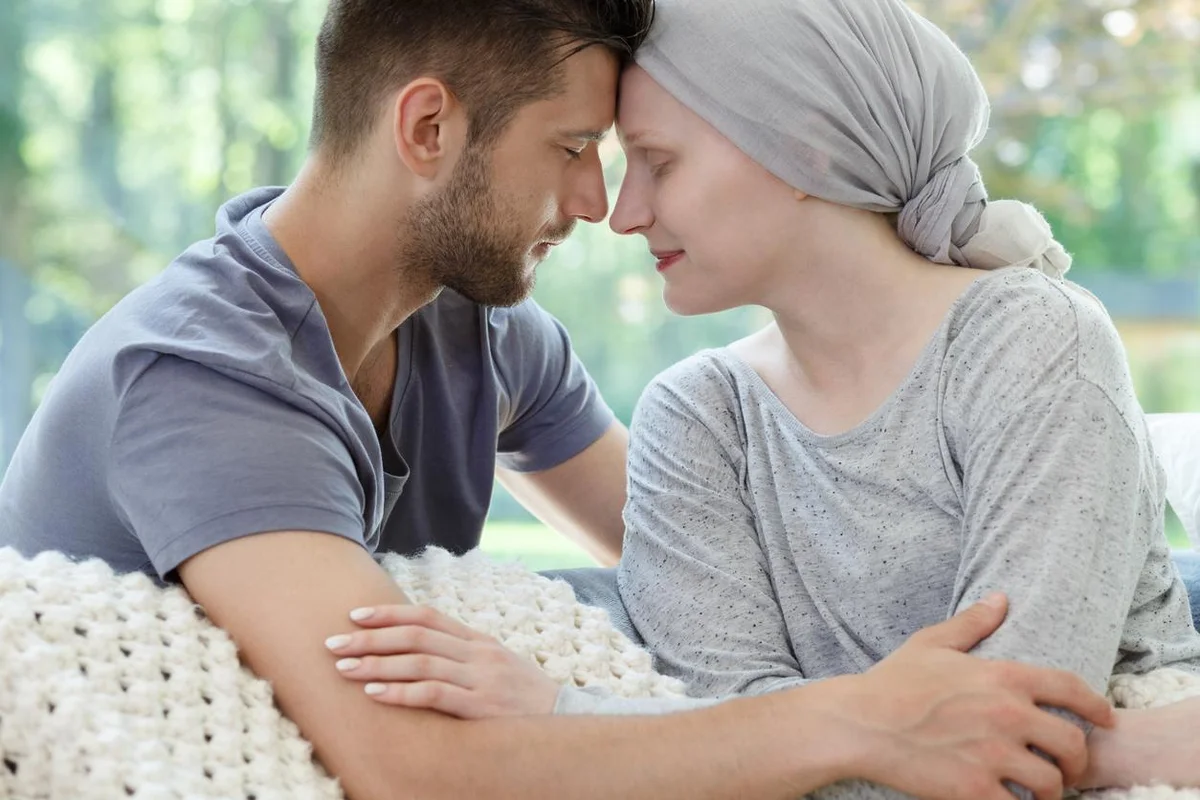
left=0, top=545, right=1196, bottom=799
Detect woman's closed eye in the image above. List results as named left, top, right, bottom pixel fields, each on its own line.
left=648, top=158, right=672, bottom=178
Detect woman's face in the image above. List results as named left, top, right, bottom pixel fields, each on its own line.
left=610, top=66, right=804, bottom=316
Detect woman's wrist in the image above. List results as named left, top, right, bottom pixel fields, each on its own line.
left=1078, top=709, right=1131, bottom=790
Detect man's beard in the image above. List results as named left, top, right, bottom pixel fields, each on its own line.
left=400, top=144, right=570, bottom=307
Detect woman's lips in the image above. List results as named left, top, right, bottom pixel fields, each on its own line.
left=654, top=251, right=684, bottom=272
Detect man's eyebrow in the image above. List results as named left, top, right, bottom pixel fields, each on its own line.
left=559, top=128, right=610, bottom=142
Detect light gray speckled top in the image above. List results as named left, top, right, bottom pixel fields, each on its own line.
left=618, top=268, right=1200, bottom=700
left=556, top=268, right=1200, bottom=797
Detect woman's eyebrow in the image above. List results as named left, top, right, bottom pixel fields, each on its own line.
left=620, top=130, right=668, bottom=149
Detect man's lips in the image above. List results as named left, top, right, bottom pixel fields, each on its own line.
left=531, top=240, right=562, bottom=258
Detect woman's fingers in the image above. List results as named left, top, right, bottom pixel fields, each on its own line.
left=325, top=623, right=475, bottom=662
left=347, top=604, right=492, bottom=642
left=361, top=680, right=482, bottom=717
left=336, top=652, right=473, bottom=688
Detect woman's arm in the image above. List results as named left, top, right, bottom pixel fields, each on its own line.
left=619, top=364, right=812, bottom=697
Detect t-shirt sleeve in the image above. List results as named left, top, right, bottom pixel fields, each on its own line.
left=942, top=279, right=1200, bottom=706
left=492, top=299, right=615, bottom=473
left=108, top=355, right=369, bottom=580
left=619, top=358, right=812, bottom=698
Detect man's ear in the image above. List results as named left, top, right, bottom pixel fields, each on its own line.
left=391, top=79, right=466, bottom=180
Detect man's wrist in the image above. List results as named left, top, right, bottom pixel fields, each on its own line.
left=778, top=675, right=882, bottom=787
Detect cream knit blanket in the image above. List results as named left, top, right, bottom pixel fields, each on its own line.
left=0, top=546, right=1196, bottom=799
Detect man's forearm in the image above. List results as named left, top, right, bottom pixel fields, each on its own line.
left=381, top=685, right=861, bottom=800
left=496, top=423, right=629, bottom=566
left=178, top=532, right=861, bottom=800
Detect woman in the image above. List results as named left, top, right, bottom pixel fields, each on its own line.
left=612, top=0, right=1200, bottom=708
left=325, top=0, right=1200, bottom=794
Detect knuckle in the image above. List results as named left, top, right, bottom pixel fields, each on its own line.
left=373, top=604, right=401, bottom=622
left=1026, top=769, right=1062, bottom=800
left=976, top=737, right=1010, bottom=766
left=959, top=606, right=986, bottom=625
left=1066, top=725, right=1086, bottom=755
left=961, top=771, right=997, bottom=799
left=990, top=700, right=1025, bottom=731
left=1036, top=772, right=1063, bottom=798
left=480, top=644, right=508, bottom=665
left=990, top=661, right=1022, bottom=688
left=411, top=605, right=438, bottom=626
left=400, top=626, right=426, bottom=650
left=419, top=683, right=444, bottom=704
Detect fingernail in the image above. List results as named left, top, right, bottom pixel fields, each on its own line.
left=335, top=658, right=362, bottom=672
left=982, top=592, right=1005, bottom=608
left=349, top=607, right=375, bottom=622
left=325, top=635, right=352, bottom=651
left=364, top=683, right=387, bottom=696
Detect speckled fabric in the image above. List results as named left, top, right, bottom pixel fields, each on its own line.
left=618, top=267, right=1200, bottom=704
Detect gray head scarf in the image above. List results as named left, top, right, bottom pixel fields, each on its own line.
left=635, top=0, right=1071, bottom=277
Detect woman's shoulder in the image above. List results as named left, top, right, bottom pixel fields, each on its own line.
left=948, top=267, right=1115, bottom=347
left=640, top=348, right=745, bottom=411
left=942, top=267, right=1135, bottom=423
left=632, top=348, right=757, bottom=445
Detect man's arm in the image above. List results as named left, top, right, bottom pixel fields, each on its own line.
left=178, top=529, right=865, bottom=800
left=496, top=421, right=627, bottom=566
left=184, top=535, right=1113, bottom=800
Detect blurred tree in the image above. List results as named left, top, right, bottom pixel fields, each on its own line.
left=0, top=0, right=29, bottom=265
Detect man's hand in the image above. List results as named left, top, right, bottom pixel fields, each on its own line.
left=327, top=603, right=560, bottom=718
left=824, top=593, right=1114, bottom=800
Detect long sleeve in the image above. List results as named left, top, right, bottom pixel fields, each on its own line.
left=619, top=364, right=812, bottom=697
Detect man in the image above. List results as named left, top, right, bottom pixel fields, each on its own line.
left=0, top=2, right=1121, bottom=798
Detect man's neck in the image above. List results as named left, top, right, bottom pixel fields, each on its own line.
left=262, top=157, right=439, bottom=385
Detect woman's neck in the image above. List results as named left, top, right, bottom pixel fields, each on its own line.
left=761, top=211, right=983, bottom=394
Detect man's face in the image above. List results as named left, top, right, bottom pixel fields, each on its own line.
left=402, top=46, right=618, bottom=307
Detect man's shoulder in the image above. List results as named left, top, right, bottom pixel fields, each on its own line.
left=97, top=217, right=332, bottom=396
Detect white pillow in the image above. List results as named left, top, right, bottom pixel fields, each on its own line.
left=1146, top=413, right=1200, bottom=548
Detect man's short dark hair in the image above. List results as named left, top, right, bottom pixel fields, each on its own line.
left=310, top=0, right=655, bottom=162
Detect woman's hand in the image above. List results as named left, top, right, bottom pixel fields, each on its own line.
left=1079, top=695, right=1200, bottom=790
left=324, top=604, right=560, bottom=719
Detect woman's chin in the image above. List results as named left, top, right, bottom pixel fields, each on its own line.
left=663, top=288, right=739, bottom=318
